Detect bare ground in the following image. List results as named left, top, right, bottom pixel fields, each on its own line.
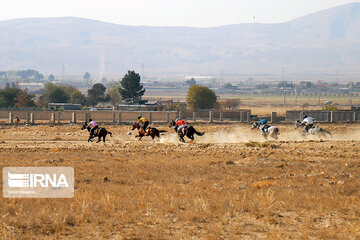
left=1, top=123, right=360, bottom=239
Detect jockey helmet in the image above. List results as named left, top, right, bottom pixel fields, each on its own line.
left=89, top=118, right=92, bottom=122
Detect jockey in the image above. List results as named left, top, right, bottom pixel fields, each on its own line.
left=15, top=117, right=20, bottom=125
left=301, top=115, right=314, bottom=132
left=257, top=118, right=268, bottom=134
left=175, top=118, right=188, bottom=135
left=86, top=119, right=98, bottom=137
left=137, top=116, right=149, bottom=135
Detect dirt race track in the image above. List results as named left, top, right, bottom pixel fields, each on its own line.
left=1, top=123, right=360, bottom=239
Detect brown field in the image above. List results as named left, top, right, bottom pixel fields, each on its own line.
left=1, top=123, right=360, bottom=239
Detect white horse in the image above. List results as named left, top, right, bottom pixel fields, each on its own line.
left=251, top=122, right=280, bottom=140
left=295, top=120, right=332, bottom=138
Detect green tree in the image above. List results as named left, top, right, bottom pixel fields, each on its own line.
left=185, top=78, right=196, bottom=86
left=64, top=86, right=87, bottom=105
left=87, top=83, right=106, bottom=106
left=186, top=85, right=217, bottom=110
left=14, top=90, right=36, bottom=108
left=37, top=83, right=70, bottom=107
left=83, top=72, right=91, bottom=84
left=48, top=87, right=69, bottom=103
left=48, top=74, right=55, bottom=81
left=0, top=88, right=21, bottom=107
left=107, top=82, right=121, bottom=106
left=118, top=70, right=145, bottom=103
left=0, top=88, right=35, bottom=108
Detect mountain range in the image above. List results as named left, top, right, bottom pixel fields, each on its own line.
left=0, top=2, right=360, bottom=79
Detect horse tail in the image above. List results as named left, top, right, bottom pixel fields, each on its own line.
left=322, top=129, right=332, bottom=137
left=275, top=127, right=280, bottom=135
left=195, top=131, right=205, bottom=136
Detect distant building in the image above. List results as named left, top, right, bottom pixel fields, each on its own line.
left=117, top=101, right=160, bottom=111
left=48, top=103, right=81, bottom=111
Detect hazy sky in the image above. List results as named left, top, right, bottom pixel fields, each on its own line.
left=1, top=0, right=359, bottom=27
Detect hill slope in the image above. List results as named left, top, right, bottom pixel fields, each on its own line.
left=0, top=3, right=360, bottom=77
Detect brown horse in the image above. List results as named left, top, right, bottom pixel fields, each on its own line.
left=82, top=122, right=112, bottom=143
left=131, top=122, right=166, bottom=140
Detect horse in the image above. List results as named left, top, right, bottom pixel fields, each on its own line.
left=251, top=122, right=280, bottom=140
left=131, top=122, right=166, bottom=140
left=169, top=120, right=205, bottom=143
left=295, top=120, right=332, bottom=138
left=82, top=122, right=112, bottom=143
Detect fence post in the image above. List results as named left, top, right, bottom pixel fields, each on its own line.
left=57, top=112, right=61, bottom=124
left=247, top=112, right=251, bottom=123
left=149, top=112, right=153, bottom=124
left=26, top=112, right=31, bottom=124
left=178, top=111, right=182, bottom=120
left=353, top=111, right=356, bottom=122
left=112, top=112, right=116, bottom=124
left=166, top=112, right=170, bottom=123
left=9, top=113, right=13, bottom=124
left=240, top=111, right=245, bottom=122
left=193, top=112, right=196, bottom=122
left=50, top=113, right=55, bottom=124
left=118, top=112, right=122, bottom=124
left=220, top=112, right=223, bottom=122
left=85, top=113, right=91, bottom=122
left=209, top=111, right=213, bottom=123
left=330, top=111, right=335, bottom=123
left=30, top=113, right=34, bottom=124
left=271, top=112, right=277, bottom=123
left=71, top=112, right=77, bottom=124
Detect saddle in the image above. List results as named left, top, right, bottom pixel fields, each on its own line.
left=178, top=126, right=188, bottom=135
left=263, top=125, right=270, bottom=133
left=140, top=127, right=150, bottom=135
left=94, top=128, right=101, bottom=136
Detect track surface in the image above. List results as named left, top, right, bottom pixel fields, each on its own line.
left=1, top=124, right=360, bottom=239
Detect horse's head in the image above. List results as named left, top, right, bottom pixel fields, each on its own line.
left=132, top=122, right=140, bottom=131
left=251, top=122, right=258, bottom=130
left=294, top=120, right=301, bottom=129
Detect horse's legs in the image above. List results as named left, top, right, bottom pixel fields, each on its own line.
left=103, top=135, right=106, bottom=142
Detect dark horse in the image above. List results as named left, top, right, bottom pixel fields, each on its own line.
left=82, top=122, right=112, bottom=143
left=131, top=122, right=166, bottom=140
left=169, top=120, right=204, bottom=143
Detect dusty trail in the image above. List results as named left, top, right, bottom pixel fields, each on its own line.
left=1, top=123, right=360, bottom=239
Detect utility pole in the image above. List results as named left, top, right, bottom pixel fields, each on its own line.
left=283, top=81, right=286, bottom=106
left=294, top=83, right=297, bottom=106
left=349, top=82, right=353, bottom=106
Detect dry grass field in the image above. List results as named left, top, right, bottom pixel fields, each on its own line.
left=1, top=123, right=360, bottom=239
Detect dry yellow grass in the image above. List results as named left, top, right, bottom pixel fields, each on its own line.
left=0, top=123, right=360, bottom=239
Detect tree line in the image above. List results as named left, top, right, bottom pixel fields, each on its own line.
left=0, top=70, right=147, bottom=109
left=0, top=70, right=218, bottom=110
